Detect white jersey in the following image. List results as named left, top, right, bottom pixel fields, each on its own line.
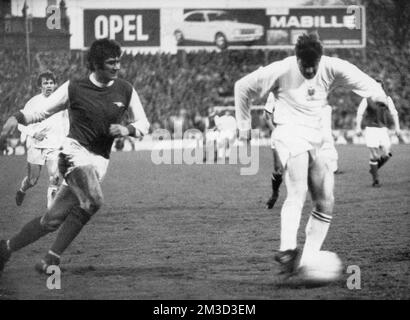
left=18, top=93, right=69, bottom=149
left=235, top=55, right=386, bottom=132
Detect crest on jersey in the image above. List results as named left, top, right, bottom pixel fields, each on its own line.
left=307, top=87, right=315, bottom=96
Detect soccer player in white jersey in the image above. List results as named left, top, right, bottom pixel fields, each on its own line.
left=355, top=79, right=402, bottom=187
left=0, top=39, right=150, bottom=274
left=16, top=71, right=69, bottom=208
left=235, top=34, right=388, bottom=277
left=215, top=110, right=237, bottom=159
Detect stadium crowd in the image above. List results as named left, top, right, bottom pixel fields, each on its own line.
left=0, top=46, right=409, bottom=140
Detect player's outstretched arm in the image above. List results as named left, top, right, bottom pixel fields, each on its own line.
left=21, top=81, right=69, bottom=126
left=1, top=82, right=69, bottom=152
left=331, top=58, right=387, bottom=106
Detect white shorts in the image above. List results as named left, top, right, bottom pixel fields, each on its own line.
left=27, top=147, right=60, bottom=166
left=273, top=124, right=323, bottom=168
left=365, top=127, right=391, bottom=149
left=59, top=138, right=109, bottom=185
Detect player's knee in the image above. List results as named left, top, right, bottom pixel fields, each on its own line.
left=289, top=184, right=308, bottom=201
left=40, top=216, right=62, bottom=232
left=315, top=195, right=334, bottom=214
left=71, top=207, right=92, bottom=225
left=369, top=149, right=379, bottom=159
left=285, top=184, right=307, bottom=207
left=80, top=194, right=103, bottom=215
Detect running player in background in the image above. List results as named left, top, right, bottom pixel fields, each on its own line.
left=355, top=79, right=402, bottom=187
left=235, top=33, right=388, bottom=278
left=215, top=110, right=237, bottom=160
left=16, top=71, right=69, bottom=208
left=0, top=39, right=150, bottom=275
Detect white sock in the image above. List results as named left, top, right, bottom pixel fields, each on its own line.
left=299, top=210, right=332, bottom=266
left=279, top=200, right=303, bottom=251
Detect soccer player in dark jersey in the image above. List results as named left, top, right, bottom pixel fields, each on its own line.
left=355, top=80, right=402, bottom=187
left=0, top=39, right=150, bottom=274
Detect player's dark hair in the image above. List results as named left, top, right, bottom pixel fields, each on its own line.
left=37, top=70, right=56, bottom=87
left=87, top=38, right=122, bottom=71
left=295, top=33, right=323, bottom=65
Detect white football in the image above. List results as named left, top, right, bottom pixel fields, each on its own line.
left=300, top=251, right=343, bottom=283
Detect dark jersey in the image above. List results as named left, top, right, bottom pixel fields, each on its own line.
left=363, top=98, right=391, bottom=128
left=67, top=78, right=133, bottom=159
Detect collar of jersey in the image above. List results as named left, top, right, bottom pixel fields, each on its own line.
left=89, top=73, right=114, bottom=88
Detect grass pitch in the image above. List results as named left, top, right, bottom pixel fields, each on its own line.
left=0, top=144, right=409, bottom=299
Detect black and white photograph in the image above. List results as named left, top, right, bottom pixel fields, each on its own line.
left=0, top=0, right=409, bottom=306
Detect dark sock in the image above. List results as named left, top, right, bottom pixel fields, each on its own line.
left=271, top=173, right=283, bottom=195
left=378, top=153, right=392, bottom=169
left=9, top=216, right=51, bottom=252
left=50, top=207, right=91, bottom=256
left=369, top=160, right=379, bottom=182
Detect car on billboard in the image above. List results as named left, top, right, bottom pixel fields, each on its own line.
left=173, top=10, right=264, bottom=49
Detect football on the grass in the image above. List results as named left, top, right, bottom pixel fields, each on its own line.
left=300, top=251, right=343, bottom=283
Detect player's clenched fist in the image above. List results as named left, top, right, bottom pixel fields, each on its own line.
left=109, top=124, right=130, bottom=137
